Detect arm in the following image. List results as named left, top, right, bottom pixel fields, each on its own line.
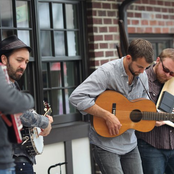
left=0, top=68, right=34, bottom=114
left=69, top=67, right=121, bottom=136
left=20, top=110, right=53, bottom=136
left=84, top=104, right=121, bottom=136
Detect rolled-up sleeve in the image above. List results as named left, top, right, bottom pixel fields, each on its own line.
left=20, top=109, right=49, bottom=129
left=69, top=67, right=109, bottom=115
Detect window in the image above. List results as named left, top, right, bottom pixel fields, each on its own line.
left=0, top=0, right=87, bottom=125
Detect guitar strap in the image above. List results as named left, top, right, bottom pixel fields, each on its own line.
left=137, top=76, right=153, bottom=101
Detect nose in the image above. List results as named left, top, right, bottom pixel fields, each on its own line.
left=139, top=68, right=146, bottom=73
left=20, top=62, right=27, bottom=69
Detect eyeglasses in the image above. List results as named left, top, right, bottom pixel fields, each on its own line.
left=160, top=58, right=174, bottom=77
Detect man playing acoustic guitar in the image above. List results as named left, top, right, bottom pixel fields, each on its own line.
left=69, top=39, right=153, bottom=174
left=0, top=35, right=53, bottom=174
left=136, top=48, right=174, bottom=174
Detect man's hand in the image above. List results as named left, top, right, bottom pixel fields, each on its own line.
left=155, top=121, right=166, bottom=127
left=39, top=115, right=53, bottom=136
left=105, top=113, right=122, bottom=136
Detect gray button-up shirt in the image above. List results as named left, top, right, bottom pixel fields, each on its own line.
left=69, top=57, right=149, bottom=155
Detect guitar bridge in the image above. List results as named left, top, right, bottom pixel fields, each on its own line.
left=112, top=103, right=116, bottom=115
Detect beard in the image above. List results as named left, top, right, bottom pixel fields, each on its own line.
left=155, top=63, right=169, bottom=84
left=128, top=62, right=139, bottom=76
left=6, top=61, right=24, bottom=81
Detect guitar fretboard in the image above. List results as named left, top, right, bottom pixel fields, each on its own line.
left=142, top=111, right=174, bottom=121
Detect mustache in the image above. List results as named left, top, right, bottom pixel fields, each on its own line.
left=16, top=68, right=24, bottom=73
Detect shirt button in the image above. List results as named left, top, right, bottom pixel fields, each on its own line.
left=153, top=93, right=156, bottom=96
left=170, top=130, right=172, bottom=133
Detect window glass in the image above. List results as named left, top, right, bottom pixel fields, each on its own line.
left=16, top=1, right=29, bottom=28
left=64, top=62, right=76, bottom=87
left=54, top=31, right=65, bottom=56
left=66, top=88, right=76, bottom=114
left=51, top=89, right=63, bottom=115
left=50, top=62, right=62, bottom=87
left=0, top=0, right=13, bottom=27
left=65, top=4, right=77, bottom=29
left=38, top=3, right=50, bottom=28
left=67, top=31, right=79, bottom=56
left=43, top=91, right=51, bottom=106
left=17, top=30, right=30, bottom=47
left=42, top=63, right=49, bottom=88
left=40, top=31, right=52, bottom=56
left=52, top=3, right=64, bottom=29
left=2, top=30, right=15, bottom=39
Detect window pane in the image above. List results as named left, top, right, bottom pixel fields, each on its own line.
left=67, top=31, right=79, bottom=56
left=17, top=30, right=30, bottom=47
left=54, top=31, right=65, bottom=56
left=0, top=0, right=13, bottom=27
left=2, top=30, right=15, bottom=39
left=66, top=88, right=76, bottom=114
left=42, top=63, right=49, bottom=88
left=65, top=4, right=77, bottom=29
left=38, top=3, right=50, bottom=28
left=64, top=62, right=76, bottom=87
left=40, top=31, right=52, bottom=56
left=51, top=89, right=63, bottom=115
left=43, top=91, right=51, bottom=105
left=50, top=62, right=62, bottom=87
left=16, top=1, right=29, bottom=28
left=52, top=3, right=64, bottom=29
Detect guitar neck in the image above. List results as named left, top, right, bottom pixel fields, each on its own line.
left=143, top=111, right=174, bottom=121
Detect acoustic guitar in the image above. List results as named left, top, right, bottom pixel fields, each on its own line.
left=156, top=77, right=174, bottom=127
left=93, top=90, right=174, bottom=138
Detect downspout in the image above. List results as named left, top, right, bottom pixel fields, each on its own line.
left=119, top=0, right=139, bottom=55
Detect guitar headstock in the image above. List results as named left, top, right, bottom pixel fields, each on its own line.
left=43, top=101, right=52, bottom=116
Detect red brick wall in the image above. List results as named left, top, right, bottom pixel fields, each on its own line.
left=86, top=0, right=174, bottom=72
left=127, top=0, right=174, bottom=34
left=86, top=0, right=121, bottom=72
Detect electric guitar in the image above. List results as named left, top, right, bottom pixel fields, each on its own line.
left=21, top=101, right=52, bottom=155
left=93, top=90, right=174, bottom=138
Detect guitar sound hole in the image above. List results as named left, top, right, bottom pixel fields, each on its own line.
left=130, top=110, right=142, bottom=122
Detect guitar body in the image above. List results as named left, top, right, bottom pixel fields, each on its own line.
left=93, top=91, right=157, bottom=137
left=21, top=127, right=44, bottom=155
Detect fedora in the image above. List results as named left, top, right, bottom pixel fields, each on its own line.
left=0, top=35, right=32, bottom=56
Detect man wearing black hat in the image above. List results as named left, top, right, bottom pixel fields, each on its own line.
left=0, top=35, right=53, bottom=174
left=0, top=50, right=34, bottom=173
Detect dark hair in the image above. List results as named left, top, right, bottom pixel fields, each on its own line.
left=127, top=38, right=153, bottom=64
left=0, top=50, right=14, bottom=62
left=159, top=48, right=174, bottom=61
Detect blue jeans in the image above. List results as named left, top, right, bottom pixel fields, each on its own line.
left=92, top=145, right=143, bottom=174
left=0, top=167, right=15, bottom=174
left=138, top=139, right=174, bottom=174
left=15, top=162, right=34, bottom=174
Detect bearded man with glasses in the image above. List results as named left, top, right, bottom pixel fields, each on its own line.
left=136, top=48, right=174, bottom=174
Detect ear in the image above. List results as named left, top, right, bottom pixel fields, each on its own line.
left=1, top=55, right=7, bottom=65
left=156, top=57, right=160, bottom=64
left=126, top=54, right=132, bottom=61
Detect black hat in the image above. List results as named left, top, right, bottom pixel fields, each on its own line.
left=0, top=35, right=32, bottom=56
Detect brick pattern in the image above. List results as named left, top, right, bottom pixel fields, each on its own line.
left=86, top=0, right=120, bottom=72
left=127, top=0, right=174, bottom=34
left=86, top=0, right=174, bottom=72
